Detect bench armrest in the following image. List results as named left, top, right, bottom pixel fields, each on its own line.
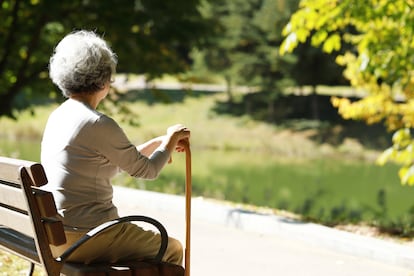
left=56, top=215, right=168, bottom=264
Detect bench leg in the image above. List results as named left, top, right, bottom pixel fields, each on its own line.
left=27, top=262, right=35, bottom=276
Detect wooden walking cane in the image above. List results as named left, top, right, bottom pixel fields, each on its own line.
left=183, top=140, right=191, bottom=276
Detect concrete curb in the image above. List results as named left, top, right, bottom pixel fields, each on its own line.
left=113, top=186, right=414, bottom=270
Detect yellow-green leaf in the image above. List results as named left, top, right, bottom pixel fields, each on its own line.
left=322, top=33, right=341, bottom=53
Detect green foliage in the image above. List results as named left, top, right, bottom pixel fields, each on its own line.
left=377, top=128, right=414, bottom=185
left=191, top=0, right=345, bottom=122
left=281, top=0, right=414, bottom=185
left=194, top=0, right=300, bottom=101
left=0, top=0, right=215, bottom=117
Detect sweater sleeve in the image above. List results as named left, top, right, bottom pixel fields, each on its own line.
left=91, top=114, right=170, bottom=179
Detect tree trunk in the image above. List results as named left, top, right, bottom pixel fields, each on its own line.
left=311, top=85, right=319, bottom=120
left=224, top=75, right=233, bottom=103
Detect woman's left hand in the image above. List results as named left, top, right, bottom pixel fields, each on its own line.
left=175, top=138, right=189, bottom=152
left=168, top=138, right=189, bottom=163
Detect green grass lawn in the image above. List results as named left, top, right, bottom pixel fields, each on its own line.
left=1, top=89, right=413, bottom=233
left=1, top=87, right=414, bottom=275
left=123, top=149, right=408, bottom=226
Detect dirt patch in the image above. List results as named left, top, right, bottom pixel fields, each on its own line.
left=335, top=224, right=414, bottom=247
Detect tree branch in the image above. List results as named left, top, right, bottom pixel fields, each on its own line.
left=15, top=14, right=47, bottom=85
left=0, top=0, right=21, bottom=75
left=0, top=9, right=48, bottom=117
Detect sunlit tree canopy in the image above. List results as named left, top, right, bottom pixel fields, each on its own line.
left=0, top=0, right=214, bottom=117
left=281, top=0, right=414, bottom=185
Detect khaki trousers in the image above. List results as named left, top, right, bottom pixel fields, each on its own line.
left=50, top=222, right=183, bottom=265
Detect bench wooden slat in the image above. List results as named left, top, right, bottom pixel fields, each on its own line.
left=0, top=157, right=47, bottom=186
left=0, top=226, right=40, bottom=264
left=43, top=219, right=66, bottom=246
left=0, top=181, right=65, bottom=246
left=0, top=184, right=60, bottom=218
left=0, top=182, right=27, bottom=211
left=33, top=187, right=58, bottom=217
left=0, top=205, right=34, bottom=237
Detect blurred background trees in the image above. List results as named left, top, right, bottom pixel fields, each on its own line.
left=280, top=0, right=414, bottom=185
left=0, top=0, right=345, bottom=119
left=0, top=0, right=215, bottom=117
left=2, top=0, right=414, bottom=185
left=190, top=0, right=346, bottom=121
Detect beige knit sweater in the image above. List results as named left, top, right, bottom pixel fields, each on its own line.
left=41, top=99, right=169, bottom=230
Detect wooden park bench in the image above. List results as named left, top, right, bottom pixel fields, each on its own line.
left=0, top=156, right=187, bottom=276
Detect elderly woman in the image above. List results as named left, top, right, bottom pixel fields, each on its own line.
left=41, top=30, right=189, bottom=265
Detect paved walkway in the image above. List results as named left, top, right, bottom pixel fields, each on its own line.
left=113, top=186, right=414, bottom=276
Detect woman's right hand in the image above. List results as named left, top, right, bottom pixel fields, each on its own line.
left=167, top=124, right=191, bottom=143
left=162, top=124, right=190, bottom=155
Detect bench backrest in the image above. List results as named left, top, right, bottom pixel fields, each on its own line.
left=0, top=156, right=65, bottom=276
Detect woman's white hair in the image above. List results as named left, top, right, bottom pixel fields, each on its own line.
left=49, top=30, right=118, bottom=97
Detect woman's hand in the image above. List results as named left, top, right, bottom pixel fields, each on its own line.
left=167, top=124, right=191, bottom=145
left=165, top=124, right=190, bottom=163
left=175, top=138, right=190, bottom=152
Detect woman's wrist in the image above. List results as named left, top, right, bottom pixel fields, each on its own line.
left=162, top=133, right=180, bottom=153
